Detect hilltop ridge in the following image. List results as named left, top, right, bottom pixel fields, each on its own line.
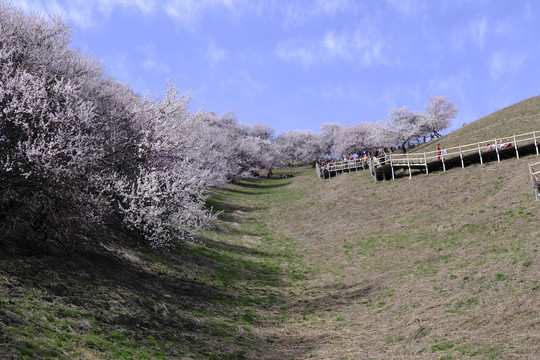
left=413, top=95, right=540, bottom=153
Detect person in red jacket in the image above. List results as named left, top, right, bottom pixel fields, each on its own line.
left=436, top=143, right=442, bottom=160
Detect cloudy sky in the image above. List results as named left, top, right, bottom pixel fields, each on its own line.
left=10, top=0, right=540, bottom=134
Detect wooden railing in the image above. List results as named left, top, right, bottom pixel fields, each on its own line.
left=318, top=129, right=540, bottom=181
left=387, top=130, right=539, bottom=168
left=317, top=158, right=367, bottom=179
left=369, top=130, right=540, bottom=182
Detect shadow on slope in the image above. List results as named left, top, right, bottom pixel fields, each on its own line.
left=0, top=174, right=298, bottom=359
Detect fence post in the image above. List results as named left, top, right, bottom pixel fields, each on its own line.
left=391, top=155, right=395, bottom=181
left=424, top=152, right=429, bottom=175
left=534, top=130, right=539, bottom=155
left=514, top=134, right=519, bottom=159
left=459, top=145, right=464, bottom=169
left=494, top=138, right=500, bottom=162
left=442, top=151, right=446, bottom=171
left=478, top=142, right=483, bottom=165
left=407, top=153, right=412, bottom=179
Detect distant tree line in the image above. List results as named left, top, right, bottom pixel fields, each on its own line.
left=0, top=3, right=457, bottom=251
left=276, top=95, right=458, bottom=163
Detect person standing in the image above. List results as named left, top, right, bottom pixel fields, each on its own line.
left=436, top=143, right=442, bottom=160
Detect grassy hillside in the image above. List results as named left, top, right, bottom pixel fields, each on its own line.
left=413, top=95, right=540, bottom=153
left=2, top=159, right=538, bottom=359
left=0, top=177, right=305, bottom=359
left=267, top=159, right=539, bottom=359
left=1, top=97, right=540, bottom=359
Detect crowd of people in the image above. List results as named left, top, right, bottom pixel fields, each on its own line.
left=487, top=139, right=512, bottom=151
left=317, top=155, right=364, bottom=171
left=266, top=169, right=294, bottom=178
left=315, top=135, right=519, bottom=179
left=316, top=147, right=397, bottom=171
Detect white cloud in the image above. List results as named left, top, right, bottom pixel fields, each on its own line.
left=136, top=43, right=171, bottom=74
left=276, top=28, right=388, bottom=67
left=9, top=0, right=356, bottom=31
left=451, top=16, right=489, bottom=52
left=9, top=0, right=260, bottom=30
left=95, top=0, right=157, bottom=16
left=268, top=0, right=358, bottom=29
left=315, top=0, right=353, bottom=16
left=275, top=38, right=317, bottom=67
left=323, top=31, right=351, bottom=60
left=102, top=53, right=147, bottom=93
left=384, top=0, right=429, bottom=17
left=489, top=52, right=525, bottom=81
left=9, top=0, right=158, bottom=28
left=470, top=16, right=488, bottom=49
left=428, top=70, right=473, bottom=106
left=142, top=59, right=171, bottom=74
left=384, top=0, right=413, bottom=15
left=279, top=2, right=309, bottom=28
left=65, top=4, right=96, bottom=28
left=9, top=0, right=41, bottom=13
left=10, top=0, right=66, bottom=18
left=163, top=0, right=195, bottom=22
left=352, top=30, right=386, bottom=66
left=219, top=71, right=263, bottom=98
left=523, top=1, right=533, bottom=21
left=207, top=39, right=227, bottom=66
left=319, top=84, right=362, bottom=102
left=381, top=83, right=424, bottom=112
left=163, top=0, right=247, bottom=28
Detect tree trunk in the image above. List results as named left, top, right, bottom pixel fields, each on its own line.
left=401, top=141, right=408, bottom=153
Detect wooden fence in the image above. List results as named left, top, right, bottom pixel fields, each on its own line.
left=371, top=130, right=539, bottom=182
left=317, top=130, right=540, bottom=182
left=316, top=158, right=367, bottom=180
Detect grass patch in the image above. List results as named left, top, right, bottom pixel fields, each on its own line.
left=2, top=156, right=540, bottom=359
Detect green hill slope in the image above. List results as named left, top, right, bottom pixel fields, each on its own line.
left=413, top=95, right=540, bottom=153
left=1, top=97, right=539, bottom=359
left=266, top=158, right=539, bottom=358
left=1, top=162, right=539, bottom=359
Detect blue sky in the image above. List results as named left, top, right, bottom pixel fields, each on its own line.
left=11, top=0, right=540, bottom=135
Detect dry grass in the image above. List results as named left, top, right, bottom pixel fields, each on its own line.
left=1, top=160, right=538, bottom=359
left=2, top=96, right=540, bottom=359
left=260, top=158, right=539, bottom=359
